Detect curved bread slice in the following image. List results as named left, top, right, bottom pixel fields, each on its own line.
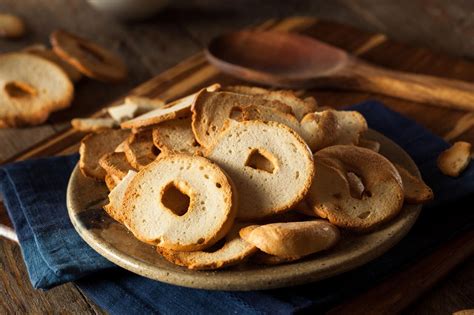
left=308, top=146, right=404, bottom=231
left=206, top=120, right=314, bottom=220
left=437, top=141, right=472, bottom=177
left=124, top=154, right=237, bottom=251
left=191, top=90, right=293, bottom=148
left=51, top=30, right=127, bottom=82
left=224, top=85, right=317, bottom=121
left=71, top=118, right=117, bottom=132
left=394, top=163, right=433, bottom=204
left=79, top=129, right=129, bottom=180
left=358, top=138, right=381, bottom=152
left=0, top=53, right=74, bottom=127
left=121, top=84, right=220, bottom=129
left=158, top=224, right=257, bottom=270
left=123, top=130, right=160, bottom=170
left=239, top=220, right=340, bottom=259
left=104, top=170, right=137, bottom=225
left=99, top=152, right=136, bottom=180
left=152, top=117, right=200, bottom=154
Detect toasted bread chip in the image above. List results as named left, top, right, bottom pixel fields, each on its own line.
left=206, top=120, right=314, bottom=220
left=125, top=95, right=165, bottom=109
left=158, top=224, right=257, bottom=270
left=192, top=90, right=292, bottom=148
left=393, top=163, right=433, bottom=204
left=239, top=220, right=340, bottom=259
left=104, top=174, right=118, bottom=191
left=358, top=138, right=381, bottom=152
left=251, top=251, right=300, bottom=265
left=224, top=85, right=317, bottom=121
left=123, top=130, right=160, bottom=170
left=71, top=118, right=117, bottom=132
left=152, top=117, right=200, bottom=154
left=0, top=14, right=25, bottom=38
left=121, top=84, right=220, bottom=129
left=124, top=154, right=237, bottom=251
left=104, top=170, right=137, bottom=225
left=23, top=45, right=82, bottom=82
left=308, top=146, right=404, bottom=232
left=51, top=30, right=127, bottom=82
left=437, top=141, right=472, bottom=177
left=0, top=53, right=73, bottom=127
left=79, top=129, right=129, bottom=180
left=244, top=106, right=339, bottom=152
left=99, top=152, right=136, bottom=180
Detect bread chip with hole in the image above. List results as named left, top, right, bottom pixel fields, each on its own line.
left=123, top=154, right=237, bottom=251
left=191, top=90, right=292, bottom=148
left=24, top=45, right=82, bottom=82
left=437, top=141, right=472, bottom=177
left=152, top=117, right=200, bottom=154
left=308, top=145, right=404, bottom=231
left=0, top=53, right=74, bottom=128
left=79, top=129, right=129, bottom=180
left=51, top=30, right=127, bottom=82
left=224, top=85, right=317, bottom=120
left=123, top=130, right=160, bottom=170
left=206, top=120, right=314, bottom=220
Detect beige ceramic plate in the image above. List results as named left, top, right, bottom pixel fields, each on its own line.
left=67, top=129, right=422, bottom=291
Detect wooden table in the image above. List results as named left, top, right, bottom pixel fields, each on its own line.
left=0, top=1, right=473, bottom=313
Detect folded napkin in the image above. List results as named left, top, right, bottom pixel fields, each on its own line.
left=1, top=101, right=473, bottom=314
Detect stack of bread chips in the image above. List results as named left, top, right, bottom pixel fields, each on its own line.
left=0, top=30, right=127, bottom=128
left=78, top=84, right=434, bottom=270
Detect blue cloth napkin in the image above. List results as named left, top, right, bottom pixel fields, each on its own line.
left=1, top=101, right=473, bottom=314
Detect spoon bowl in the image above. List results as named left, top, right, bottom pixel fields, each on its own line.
left=206, top=30, right=474, bottom=111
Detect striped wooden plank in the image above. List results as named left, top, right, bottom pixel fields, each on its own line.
left=0, top=16, right=473, bottom=314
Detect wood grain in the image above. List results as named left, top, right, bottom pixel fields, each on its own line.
left=328, top=229, right=474, bottom=315
left=0, top=1, right=471, bottom=313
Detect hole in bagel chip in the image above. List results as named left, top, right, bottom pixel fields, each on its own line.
left=78, top=42, right=105, bottom=63
left=161, top=181, right=191, bottom=216
left=245, top=148, right=276, bottom=173
left=347, top=172, right=365, bottom=199
left=5, top=81, right=37, bottom=98
left=229, top=106, right=244, bottom=121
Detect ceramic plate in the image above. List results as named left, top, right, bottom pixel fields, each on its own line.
left=67, top=129, right=422, bottom=291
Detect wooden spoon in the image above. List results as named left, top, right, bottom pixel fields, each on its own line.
left=206, top=31, right=474, bottom=111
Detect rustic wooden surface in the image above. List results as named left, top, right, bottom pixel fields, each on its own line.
left=0, top=0, right=473, bottom=313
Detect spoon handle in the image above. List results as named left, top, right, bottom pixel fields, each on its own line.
left=328, top=58, right=474, bottom=111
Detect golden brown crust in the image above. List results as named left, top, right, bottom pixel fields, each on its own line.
left=437, top=141, right=472, bottom=177
left=308, top=145, right=404, bottom=232
left=79, top=129, right=129, bottom=180
left=123, top=130, right=160, bottom=170
left=157, top=224, right=257, bottom=270
left=51, top=30, right=127, bottom=82
left=0, top=53, right=74, bottom=128
left=121, top=84, right=220, bottom=130
left=99, top=152, right=136, bottom=180
left=206, top=120, right=315, bottom=220
left=393, top=163, right=434, bottom=204
left=239, top=220, right=340, bottom=259
left=24, top=45, right=82, bottom=82
left=0, top=14, right=25, bottom=38
left=123, top=154, right=237, bottom=251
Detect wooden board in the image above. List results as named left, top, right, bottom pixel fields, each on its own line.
left=0, top=17, right=473, bottom=312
